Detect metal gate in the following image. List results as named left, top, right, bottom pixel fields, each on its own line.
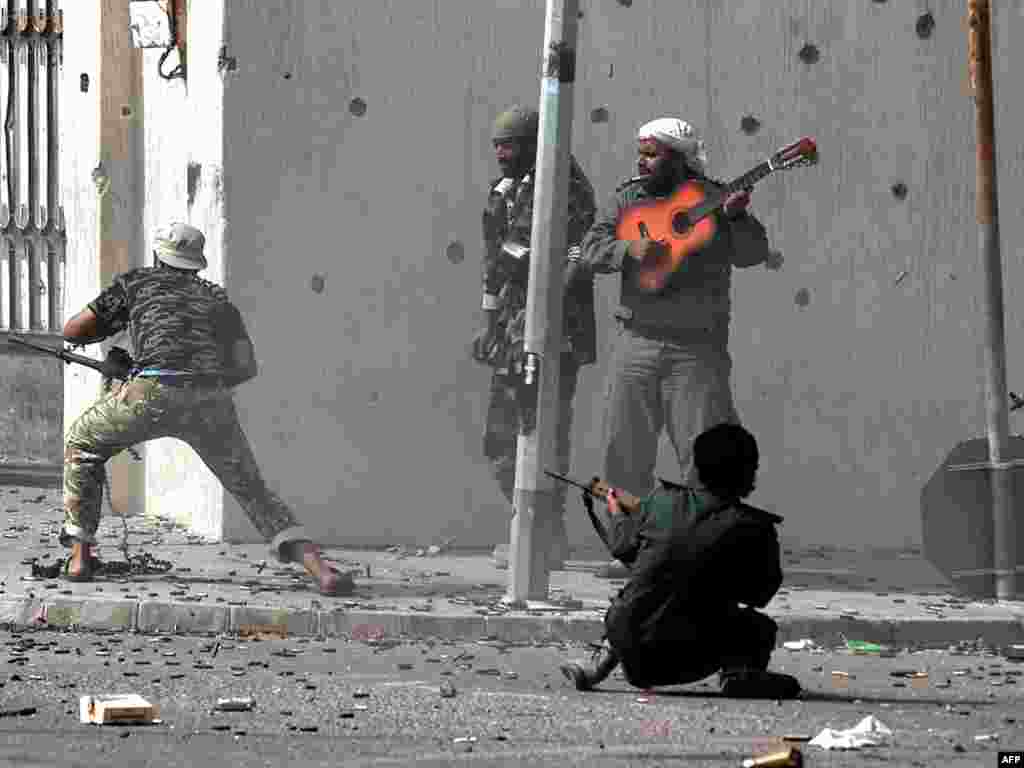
left=0, top=0, right=64, bottom=336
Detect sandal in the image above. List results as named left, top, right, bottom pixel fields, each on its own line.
left=60, top=555, right=99, bottom=583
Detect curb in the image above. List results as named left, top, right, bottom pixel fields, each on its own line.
left=2, top=596, right=1022, bottom=647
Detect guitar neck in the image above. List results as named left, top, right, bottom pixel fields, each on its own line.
left=689, top=161, right=774, bottom=222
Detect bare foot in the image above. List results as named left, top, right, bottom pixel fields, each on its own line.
left=291, top=541, right=355, bottom=596
left=67, top=543, right=94, bottom=578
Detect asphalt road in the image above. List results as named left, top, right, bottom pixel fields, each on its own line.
left=0, top=629, right=1020, bottom=767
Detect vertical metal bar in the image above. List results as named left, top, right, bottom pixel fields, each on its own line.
left=14, top=36, right=27, bottom=230
left=14, top=0, right=25, bottom=34
left=26, top=234, right=40, bottom=329
left=50, top=33, right=61, bottom=233
left=10, top=232, right=26, bottom=329
left=46, top=234, right=61, bottom=330
left=506, top=0, right=580, bottom=602
left=34, top=38, right=46, bottom=230
left=0, top=40, right=10, bottom=230
left=31, top=0, right=44, bottom=34
left=0, top=237, right=9, bottom=329
left=967, top=0, right=1017, bottom=601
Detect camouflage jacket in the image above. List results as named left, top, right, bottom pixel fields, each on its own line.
left=480, top=155, right=598, bottom=370
left=88, top=264, right=255, bottom=383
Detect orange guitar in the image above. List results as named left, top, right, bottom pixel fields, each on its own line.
left=616, top=137, right=818, bottom=293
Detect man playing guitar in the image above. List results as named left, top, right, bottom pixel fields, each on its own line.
left=579, top=117, right=775, bottom=577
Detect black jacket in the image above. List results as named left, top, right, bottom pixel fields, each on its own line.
left=602, top=487, right=784, bottom=654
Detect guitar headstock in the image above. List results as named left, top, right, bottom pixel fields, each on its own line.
left=770, top=137, right=818, bottom=171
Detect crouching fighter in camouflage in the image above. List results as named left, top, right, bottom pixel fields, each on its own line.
left=60, top=222, right=353, bottom=596
left=471, top=104, right=597, bottom=569
left=560, top=424, right=801, bottom=699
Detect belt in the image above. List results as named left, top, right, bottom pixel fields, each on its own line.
left=132, top=368, right=229, bottom=388
left=618, top=317, right=722, bottom=345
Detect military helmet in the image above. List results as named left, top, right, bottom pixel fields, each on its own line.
left=492, top=105, right=539, bottom=142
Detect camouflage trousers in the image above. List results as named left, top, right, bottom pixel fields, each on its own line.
left=483, top=353, right=580, bottom=521
left=63, top=376, right=309, bottom=563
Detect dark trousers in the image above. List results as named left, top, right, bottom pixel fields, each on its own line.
left=608, top=602, right=778, bottom=689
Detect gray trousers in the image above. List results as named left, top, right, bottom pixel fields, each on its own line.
left=602, top=325, right=740, bottom=496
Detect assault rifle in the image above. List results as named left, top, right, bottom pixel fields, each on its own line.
left=7, top=335, right=134, bottom=381
left=545, top=470, right=643, bottom=551
left=546, top=470, right=694, bottom=552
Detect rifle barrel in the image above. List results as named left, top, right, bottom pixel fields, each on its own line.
left=544, top=470, right=598, bottom=495
left=7, top=335, right=102, bottom=370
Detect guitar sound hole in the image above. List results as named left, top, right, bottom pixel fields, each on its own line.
left=671, top=211, right=691, bottom=234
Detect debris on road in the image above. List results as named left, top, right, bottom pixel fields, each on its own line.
left=79, top=694, right=159, bottom=725
left=0, top=707, right=37, bottom=718
left=845, top=640, right=883, bottom=655
left=808, top=715, right=892, bottom=750
left=238, top=623, right=287, bottom=640
left=215, top=697, right=255, bottom=712
left=782, top=639, right=816, bottom=651
left=741, top=745, right=803, bottom=767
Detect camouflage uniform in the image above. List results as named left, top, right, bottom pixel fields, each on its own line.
left=62, top=263, right=310, bottom=562
left=478, top=154, right=598, bottom=524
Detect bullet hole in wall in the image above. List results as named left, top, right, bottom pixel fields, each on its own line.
left=765, top=250, right=784, bottom=271
left=80, top=74, right=89, bottom=92
left=617, top=0, right=632, bottom=7
left=740, top=115, right=761, bottom=135
left=121, top=105, right=132, bottom=118
left=891, top=182, right=908, bottom=200
left=349, top=97, right=367, bottom=117
left=916, top=13, right=935, bottom=40
left=578, top=10, right=584, bottom=19
left=794, top=287, right=810, bottom=308
left=311, top=274, right=326, bottom=294
left=368, top=391, right=380, bottom=405
left=798, top=44, right=820, bottom=65
left=446, top=241, right=465, bottom=264
left=186, top=162, right=201, bottom=208
left=283, top=72, right=292, bottom=80
left=590, top=107, right=609, bottom=124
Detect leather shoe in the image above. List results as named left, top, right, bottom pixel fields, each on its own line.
left=719, top=668, right=801, bottom=700
left=560, top=647, right=619, bottom=691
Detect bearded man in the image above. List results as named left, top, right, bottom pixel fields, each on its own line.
left=579, top=117, right=773, bottom=578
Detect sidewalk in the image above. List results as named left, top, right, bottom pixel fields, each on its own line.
left=1, top=485, right=1022, bottom=648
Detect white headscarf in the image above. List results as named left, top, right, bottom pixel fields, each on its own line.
left=637, top=117, right=708, bottom=176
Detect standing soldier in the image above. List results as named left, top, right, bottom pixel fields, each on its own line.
left=59, top=223, right=353, bottom=596
left=471, top=105, right=598, bottom=569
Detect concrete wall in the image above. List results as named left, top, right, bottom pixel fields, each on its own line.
left=0, top=344, right=62, bottom=465
left=142, top=0, right=228, bottom=538
left=133, top=0, right=1024, bottom=553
